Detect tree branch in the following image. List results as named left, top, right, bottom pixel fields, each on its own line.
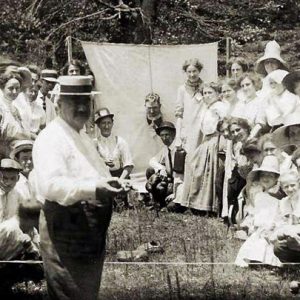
left=45, top=8, right=117, bottom=40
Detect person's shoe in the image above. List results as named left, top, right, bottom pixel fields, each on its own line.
left=290, top=281, right=300, bottom=294
left=117, top=249, right=148, bottom=262
left=136, top=241, right=164, bottom=254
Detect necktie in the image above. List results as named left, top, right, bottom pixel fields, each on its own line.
left=42, top=96, right=46, bottom=111
left=168, top=148, right=173, bottom=176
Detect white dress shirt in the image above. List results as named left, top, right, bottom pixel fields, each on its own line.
left=14, top=93, right=46, bottom=134
left=0, top=187, right=22, bottom=223
left=95, top=134, right=134, bottom=171
left=149, top=141, right=176, bottom=176
left=36, top=91, right=57, bottom=125
left=33, top=117, right=110, bottom=206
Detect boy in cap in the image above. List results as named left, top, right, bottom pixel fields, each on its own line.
left=0, top=158, right=40, bottom=261
left=10, top=140, right=41, bottom=230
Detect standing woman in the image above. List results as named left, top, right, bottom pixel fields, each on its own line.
left=175, top=58, right=203, bottom=154
left=177, top=82, right=228, bottom=214
left=0, top=74, right=32, bottom=157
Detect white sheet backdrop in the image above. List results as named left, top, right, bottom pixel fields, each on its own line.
left=82, top=42, right=218, bottom=191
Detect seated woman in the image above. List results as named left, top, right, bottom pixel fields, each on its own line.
left=226, top=118, right=252, bottom=223
left=235, top=156, right=283, bottom=267
left=230, top=73, right=263, bottom=126
left=250, top=70, right=300, bottom=138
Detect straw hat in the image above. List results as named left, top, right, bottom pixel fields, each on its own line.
left=41, top=69, right=58, bottom=83
left=0, top=158, right=22, bottom=171
left=248, top=155, right=280, bottom=182
left=282, top=70, right=300, bottom=94
left=255, top=41, right=288, bottom=76
left=94, top=107, right=114, bottom=123
left=52, top=76, right=101, bottom=96
left=272, top=111, right=300, bottom=148
left=155, top=121, right=176, bottom=135
left=10, top=140, right=34, bottom=160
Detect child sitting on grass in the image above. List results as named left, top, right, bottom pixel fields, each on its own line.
left=0, top=158, right=40, bottom=261
left=235, top=156, right=284, bottom=267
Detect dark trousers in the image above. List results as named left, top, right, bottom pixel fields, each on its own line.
left=40, top=199, right=112, bottom=300
left=227, top=167, right=246, bottom=224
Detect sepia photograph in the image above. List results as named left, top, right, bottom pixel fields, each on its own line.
left=0, top=0, right=300, bottom=299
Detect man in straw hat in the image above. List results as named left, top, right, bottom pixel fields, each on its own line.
left=36, top=69, right=58, bottom=125
left=33, top=75, right=131, bottom=300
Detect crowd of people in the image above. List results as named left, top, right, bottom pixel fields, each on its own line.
left=1, top=39, right=300, bottom=296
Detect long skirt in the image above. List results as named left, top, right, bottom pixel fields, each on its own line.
left=40, top=199, right=112, bottom=300
left=177, top=134, right=220, bottom=212
left=235, top=229, right=282, bottom=267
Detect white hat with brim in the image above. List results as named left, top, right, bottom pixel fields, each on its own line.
left=50, top=76, right=101, bottom=96
left=255, top=40, right=288, bottom=76
left=41, top=69, right=58, bottom=83
left=272, top=112, right=300, bottom=149
left=247, top=156, right=280, bottom=183
left=10, top=140, right=34, bottom=160
left=0, top=158, right=22, bottom=171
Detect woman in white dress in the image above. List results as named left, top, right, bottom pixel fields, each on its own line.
left=175, top=58, right=203, bottom=154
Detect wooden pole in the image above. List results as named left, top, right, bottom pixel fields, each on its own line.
left=226, top=37, right=231, bottom=78
left=66, top=36, right=73, bottom=63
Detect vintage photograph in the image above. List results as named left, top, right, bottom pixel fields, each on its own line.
left=0, top=0, right=300, bottom=299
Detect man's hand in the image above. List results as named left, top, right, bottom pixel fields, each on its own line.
left=96, top=178, right=124, bottom=197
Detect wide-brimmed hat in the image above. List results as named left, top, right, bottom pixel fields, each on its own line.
left=10, top=140, right=34, bottom=160
left=155, top=121, right=176, bottom=135
left=94, top=107, right=114, bottom=123
left=255, top=41, right=288, bottom=76
left=0, top=158, right=22, bottom=171
left=41, top=69, right=58, bottom=83
left=248, top=156, right=280, bottom=182
left=272, top=111, right=300, bottom=148
left=282, top=70, right=300, bottom=94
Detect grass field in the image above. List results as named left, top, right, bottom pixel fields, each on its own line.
left=4, top=206, right=300, bottom=299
